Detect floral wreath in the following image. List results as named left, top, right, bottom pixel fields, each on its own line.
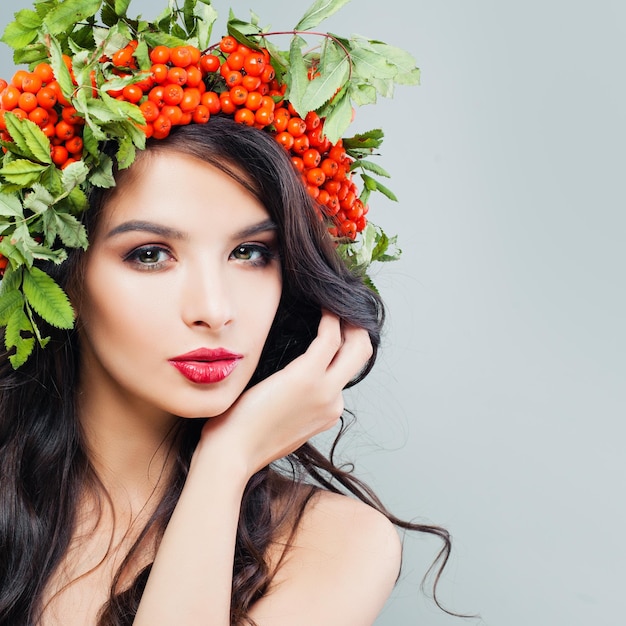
left=0, top=0, right=419, bottom=368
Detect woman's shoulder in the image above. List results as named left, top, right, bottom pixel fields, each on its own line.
left=299, top=489, right=402, bottom=565
left=251, top=489, right=402, bottom=624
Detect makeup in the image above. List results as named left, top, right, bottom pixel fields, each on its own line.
left=169, top=348, right=243, bottom=384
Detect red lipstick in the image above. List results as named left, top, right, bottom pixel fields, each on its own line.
left=169, top=348, right=242, bottom=384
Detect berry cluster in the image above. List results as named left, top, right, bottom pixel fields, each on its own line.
left=0, top=35, right=370, bottom=273
left=0, top=61, right=84, bottom=169
left=273, top=106, right=367, bottom=239
left=107, top=35, right=369, bottom=240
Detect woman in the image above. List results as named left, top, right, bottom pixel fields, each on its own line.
left=0, top=118, right=452, bottom=625
left=0, top=1, right=453, bottom=623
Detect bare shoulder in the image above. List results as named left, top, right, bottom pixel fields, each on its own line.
left=250, top=490, right=402, bottom=625
left=300, top=490, right=402, bottom=566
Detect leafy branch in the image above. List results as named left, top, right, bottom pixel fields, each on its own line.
left=0, top=0, right=419, bottom=366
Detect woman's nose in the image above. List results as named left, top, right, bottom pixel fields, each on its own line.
left=180, top=263, right=234, bottom=330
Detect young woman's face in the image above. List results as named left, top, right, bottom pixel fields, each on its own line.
left=77, top=151, right=282, bottom=420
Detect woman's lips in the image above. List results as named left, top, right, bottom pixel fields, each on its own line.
left=169, top=348, right=243, bottom=384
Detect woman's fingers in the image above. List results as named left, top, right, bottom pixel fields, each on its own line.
left=294, top=310, right=373, bottom=388
left=326, top=323, right=373, bottom=386
left=298, top=309, right=344, bottom=368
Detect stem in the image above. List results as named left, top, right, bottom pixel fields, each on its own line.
left=259, top=30, right=353, bottom=79
left=205, top=29, right=353, bottom=79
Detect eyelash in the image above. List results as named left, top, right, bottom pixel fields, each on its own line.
left=230, top=243, right=277, bottom=267
left=123, top=245, right=173, bottom=271
left=122, top=243, right=277, bottom=270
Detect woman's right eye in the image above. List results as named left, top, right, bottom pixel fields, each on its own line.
left=123, top=246, right=173, bottom=270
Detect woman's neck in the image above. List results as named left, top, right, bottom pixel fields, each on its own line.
left=76, top=374, right=181, bottom=514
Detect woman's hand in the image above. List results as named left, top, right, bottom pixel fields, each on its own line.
left=136, top=312, right=380, bottom=626
left=196, top=311, right=373, bottom=479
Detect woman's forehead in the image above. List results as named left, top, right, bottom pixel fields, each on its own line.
left=96, top=150, right=271, bottom=239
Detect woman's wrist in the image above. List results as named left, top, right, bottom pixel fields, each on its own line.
left=189, top=433, right=253, bottom=493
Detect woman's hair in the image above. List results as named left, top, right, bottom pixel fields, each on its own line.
left=0, top=117, right=451, bottom=625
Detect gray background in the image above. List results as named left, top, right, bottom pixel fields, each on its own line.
left=1, top=1, right=624, bottom=624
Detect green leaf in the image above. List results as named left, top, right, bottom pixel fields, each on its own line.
left=99, top=74, right=140, bottom=96
left=67, top=49, right=90, bottom=90
left=338, top=222, right=400, bottom=271
left=0, top=287, right=24, bottom=326
left=227, top=18, right=263, bottom=50
left=134, top=39, right=151, bottom=71
left=350, top=45, right=397, bottom=81
left=348, top=82, right=377, bottom=107
left=54, top=212, right=88, bottom=249
left=144, top=32, right=188, bottom=48
left=194, top=2, right=218, bottom=50
left=357, top=185, right=370, bottom=206
left=351, top=159, right=391, bottom=178
left=61, top=160, right=89, bottom=191
left=183, top=0, right=196, bottom=32
left=300, top=40, right=349, bottom=113
left=4, top=114, right=52, bottom=165
left=349, top=221, right=377, bottom=267
left=88, top=154, right=115, bottom=187
left=171, top=24, right=188, bottom=41
left=13, top=43, right=48, bottom=66
left=361, top=172, right=378, bottom=192
left=115, top=133, right=136, bottom=169
left=9, top=222, right=38, bottom=267
left=96, top=22, right=131, bottom=56
left=82, top=124, right=100, bottom=158
left=368, top=76, right=395, bottom=99
left=360, top=173, right=397, bottom=201
left=48, top=36, right=76, bottom=103
left=0, top=266, right=22, bottom=295
left=15, top=8, right=43, bottom=30
left=371, top=178, right=397, bottom=201
left=0, top=160, right=50, bottom=187
left=372, top=229, right=401, bottom=262
left=99, top=92, right=145, bottom=124
left=285, top=36, right=309, bottom=115
left=0, top=233, right=22, bottom=264
left=45, top=0, right=102, bottom=36
left=70, top=23, right=96, bottom=50
left=67, top=185, right=89, bottom=212
left=5, top=306, right=35, bottom=369
left=40, top=164, right=64, bottom=197
left=0, top=138, right=32, bottom=161
left=23, top=183, right=55, bottom=214
left=2, top=113, right=32, bottom=159
left=319, top=89, right=352, bottom=143
left=343, top=128, right=384, bottom=149
left=1, top=20, right=39, bottom=50
left=114, top=0, right=131, bottom=16
left=100, top=1, right=118, bottom=27
left=34, top=1, right=56, bottom=20
left=32, top=245, right=68, bottom=265
left=369, top=41, right=420, bottom=85
left=115, top=119, right=146, bottom=152
left=22, top=266, right=74, bottom=329
left=0, top=193, right=24, bottom=218
left=295, top=0, right=352, bottom=31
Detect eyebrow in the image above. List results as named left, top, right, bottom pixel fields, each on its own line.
left=233, top=218, right=278, bottom=240
left=104, top=218, right=278, bottom=241
left=105, top=220, right=187, bottom=240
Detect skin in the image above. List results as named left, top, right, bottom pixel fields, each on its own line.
left=46, top=151, right=401, bottom=625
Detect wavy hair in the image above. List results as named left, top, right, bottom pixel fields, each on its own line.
left=0, top=117, right=451, bottom=625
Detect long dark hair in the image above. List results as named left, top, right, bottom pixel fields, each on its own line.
left=0, top=117, right=451, bottom=625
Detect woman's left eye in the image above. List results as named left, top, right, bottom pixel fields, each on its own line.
left=231, top=244, right=274, bottom=266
